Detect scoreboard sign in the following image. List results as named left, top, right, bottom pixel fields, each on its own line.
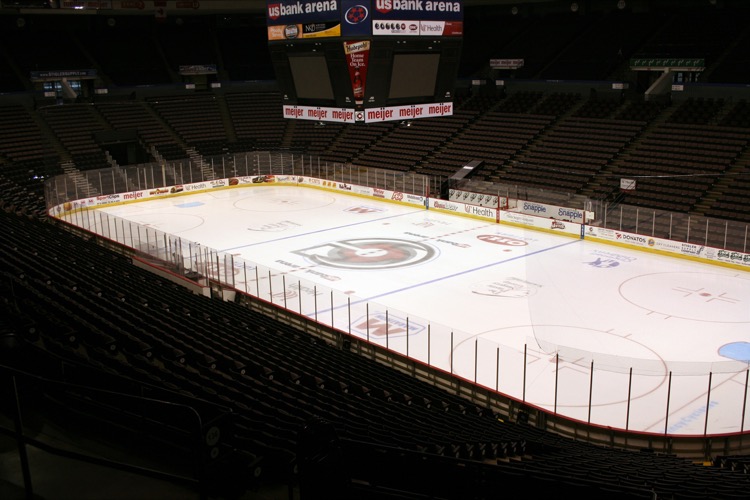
left=267, top=0, right=463, bottom=123
left=267, top=0, right=342, bottom=39
left=267, top=0, right=463, bottom=39
left=371, top=0, right=463, bottom=36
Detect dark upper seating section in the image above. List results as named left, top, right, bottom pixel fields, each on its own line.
left=78, top=16, right=172, bottom=87
left=214, top=14, right=275, bottom=82
left=0, top=16, right=27, bottom=93
left=459, top=8, right=533, bottom=79
left=0, top=103, right=59, bottom=194
left=634, top=6, right=746, bottom=66
left=1, top=15, right=91, bottom=79
left=538, top=9, right=668, bottom=82
left=488, top=11, right=597, bottom=80
left=154, top=17, right=217, bottom=72
left=707, top=22, right=750, bottom=84
left=3, top=87, right=749, bottom=226
left=1, top=3, right=748, bottom=90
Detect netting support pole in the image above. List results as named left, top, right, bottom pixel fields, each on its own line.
left=450, top=331, right=454, bottom=375
left=385, top=310, right=388, bottom=349
left=626, top=367, right=633, bottom=432
left=427, top=324, right=430, bottom=367
left=554, top=353, right=559, bottom=415
left=473, top=339, right=478, bottom=384
left=704, top=372, right=713, bottom=436
left=664, top=371, right=672, bottom=435
left=522, top=344, right=527, bottom=403
left=741, top=369, right=749, bottom=433
left=406, top=317, right=409, bottom=357
left=495, top=347, right=500, bottom=392
left=282, top=275, right=287, bottom=309
left=587, top=360, right=594, bottom=424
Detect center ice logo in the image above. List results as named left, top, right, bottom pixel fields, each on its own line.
left=294, top=238, right=436, bottom=270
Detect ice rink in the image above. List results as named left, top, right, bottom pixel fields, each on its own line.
left=81, top=184, right=750, bottom=436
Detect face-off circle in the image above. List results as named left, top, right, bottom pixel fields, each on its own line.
left=127, top=212, right=206, bottom=233
left=452, top=324, right=667, bottom=408
left=619, top=272, right=749, bottom=323
left=295, top=238, right=437, bottom=270
left=234, top=191, right=336, bottom=213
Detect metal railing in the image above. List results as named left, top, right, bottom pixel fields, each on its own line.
left=44, top=151, right=432, bottom=208
left=455, top=177, right=750, bottom=253
left=43, top=151, right=750, bottom=458
left=0, top=360, right=235, bottom=499
left=44, top=150, right=750, bottom=255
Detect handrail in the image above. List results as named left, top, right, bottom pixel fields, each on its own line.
left=0, top=358, right=233, bottom=498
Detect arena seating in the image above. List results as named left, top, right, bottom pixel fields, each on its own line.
left=0, top=103, right=58, bottom=204
left=39, top=104, right=112, bottom=172
left=4, top=207, right=750, bottom=499
left=96, top=101, right=188, bottom=161
left=3, top=3, right=750, bottom=499
left=317, top=121, right=393, bottom=166
left=148, top=95, right=228, bottom=154
left=224, top=92, right=287, bottom=151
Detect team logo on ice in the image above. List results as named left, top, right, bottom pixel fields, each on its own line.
left=477, top=234, right=528, bottom=246
left=584, top=258, right=620, bottom=268
left=294, top=238, right=436, bottom=270
left=345, top=206, right=385, bottom=214
left=247, top=220, right=301, bottom=232
left=471, top=278, right=541, bottom=298
left=351, top=312, right=425, bottom=338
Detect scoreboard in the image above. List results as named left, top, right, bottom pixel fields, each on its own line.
left=266, top=0, right=463, bottom=123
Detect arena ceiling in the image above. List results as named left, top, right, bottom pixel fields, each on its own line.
left=0, top=0, right=736, bottom=15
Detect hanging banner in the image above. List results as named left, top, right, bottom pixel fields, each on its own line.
left=344, top=40, right=370, bottom=105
